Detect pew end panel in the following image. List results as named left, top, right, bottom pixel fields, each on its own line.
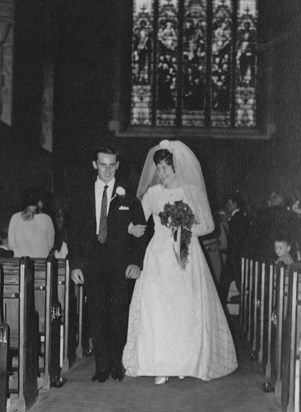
left=1, top=257, right=39, bottom=412
left=0, top=264, right=9, bottom=412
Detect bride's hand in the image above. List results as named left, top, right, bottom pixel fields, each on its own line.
left=128, top=222, right=146, bottom=238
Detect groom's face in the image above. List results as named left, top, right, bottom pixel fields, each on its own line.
left=93, top=152, right=119, bottom=184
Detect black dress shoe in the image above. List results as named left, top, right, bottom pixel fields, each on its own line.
left=92, top=370, right=110, bottom=382
left=111, top=365, right=125, bottom=381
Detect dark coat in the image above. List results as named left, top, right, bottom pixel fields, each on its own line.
left=246, top=206, right=298, bottom=259
left=68, top=180, right=147, bottom=276
left=226, top=210, right=249, bottom=265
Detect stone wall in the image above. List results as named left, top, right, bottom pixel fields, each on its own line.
left=0, top=0, right=14, bottom=125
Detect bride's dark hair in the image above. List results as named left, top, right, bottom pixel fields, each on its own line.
left=153, top=149, right=174, bottom=170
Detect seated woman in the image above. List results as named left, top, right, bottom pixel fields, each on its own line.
left=8, top=186, right=55, bottom=258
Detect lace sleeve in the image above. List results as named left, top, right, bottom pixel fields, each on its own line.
left=191, top=221, right=215, bottom=237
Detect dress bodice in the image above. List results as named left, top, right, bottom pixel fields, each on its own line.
left=142, top=185, right=185, bottom=237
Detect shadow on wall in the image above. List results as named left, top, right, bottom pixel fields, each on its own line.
left=0, top=122, right=53, bottom=230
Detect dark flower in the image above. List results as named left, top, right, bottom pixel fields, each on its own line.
left=159, top=200, right=196, bottom=268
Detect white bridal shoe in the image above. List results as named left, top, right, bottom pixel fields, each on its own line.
left=154, top=376, right=169, bottom=385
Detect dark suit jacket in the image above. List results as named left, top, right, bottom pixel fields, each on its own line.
left=68, top=180, right=147, bottom=277
left=226, top=210, right=249, bottom=266
left=246, top=206, right=298, bottom=259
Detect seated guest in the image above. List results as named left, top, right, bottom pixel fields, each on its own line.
left=246, top=191, right=297, bottom=260
left=8, top=186, right=55, bottom=258
left=218, top=192, right=249, bottom=307
left=274, top=232, right=294, bottom=265
left=0, top=230, right=14, bottom=257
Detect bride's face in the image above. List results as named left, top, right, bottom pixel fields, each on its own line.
left=157, top=160, right=177, bottom=188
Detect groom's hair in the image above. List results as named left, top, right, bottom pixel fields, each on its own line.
left=93, top=146, right=119, bottom=161
left=153, top=149, right=174, bottom=170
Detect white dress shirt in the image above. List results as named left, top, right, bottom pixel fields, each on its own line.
left=95, top=177, right=115, bottom=235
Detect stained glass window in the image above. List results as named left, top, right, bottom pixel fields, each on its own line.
left=131, top=0, right=258, bottom=128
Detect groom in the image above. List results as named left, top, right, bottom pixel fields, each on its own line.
left=68, top=146, right=147, bottom=382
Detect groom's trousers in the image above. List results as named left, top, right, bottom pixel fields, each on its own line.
left=85, top=263, right=133, bottom=373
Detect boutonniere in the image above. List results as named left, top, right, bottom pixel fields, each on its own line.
left=116, top=186, right=126, bottom=196
left=111, top=186, right=126, bottom=202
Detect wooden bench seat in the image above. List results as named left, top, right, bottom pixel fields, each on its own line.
left=0, top=264, right=9, bottom=412
left=281, top=264, right=301, bottom=412
left=57, top=259, right=83, bottom=371
left=0, top=257, right=67, bottom=391
left=32, top=257, right=66, bottom=389
left=240, top=257, right=301, bottom=411
left=2, top=257, right=39, bottom=412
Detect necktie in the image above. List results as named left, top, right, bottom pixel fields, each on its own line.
left=98, top=185, right=108, bottom=243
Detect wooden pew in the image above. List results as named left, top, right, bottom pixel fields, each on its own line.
left=294, top=334, right=300, bottom=412
left=240, top=257, right=258, bottom=347
left=247, top=259, right=267, bottom=364
left=261, top=260, right=275, bottom=386
left=247, top=258, right=254, bottom=343
left=57, top=259, right=83, bottom=372
left=262, top=262, right=288, bottom=393
left=33, top=257, right=66, bottom=388
left=57, top=259, right=69, bottom=371
left=0, top=257, right=67, bottom=391
left=240, top=257, right=250, bottom=338
left=0, top=264, right=9, bottom=412
left=249, top=259, right=260, bottom=360
left=257, top=260, right=267, bottom=364
left=240, top=257, right=301, bottom=410
left=271, top=263, right=289, bottom=399
left=281, top=263, right=301, bottom=412
left=2, top=257, right=39, bottom=412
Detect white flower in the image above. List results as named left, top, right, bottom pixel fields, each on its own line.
left=116, top=186, right=126, bottom=196
left=159, top=139, right=170, bottom=149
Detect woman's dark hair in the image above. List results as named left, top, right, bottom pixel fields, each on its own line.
left=153, top=149, right=174, bottom=170
left=21, top=186, right=44, bottom=209
left=274, top=230, right=292, bottom=245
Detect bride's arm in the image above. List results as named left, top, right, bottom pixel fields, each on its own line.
left=191, top=220, right=215, bottom=237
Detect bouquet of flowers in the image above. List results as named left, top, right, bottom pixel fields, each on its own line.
left=159, top=200, right=196, bottom=268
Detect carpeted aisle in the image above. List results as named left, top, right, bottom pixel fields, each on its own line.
left=29, top=334, right=282, bottom=412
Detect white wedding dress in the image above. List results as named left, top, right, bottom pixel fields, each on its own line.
left=123, top=185, right=238, bottom=380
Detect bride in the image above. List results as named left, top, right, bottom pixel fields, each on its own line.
left=123, top=140, right=238, bottom=384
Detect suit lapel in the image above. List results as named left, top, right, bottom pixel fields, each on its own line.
left=108, top=181, right=119, bottom=218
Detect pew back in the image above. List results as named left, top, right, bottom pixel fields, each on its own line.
left=0, top=264, right=9, bottom=412
left=1, top=257, right=39, bottom=411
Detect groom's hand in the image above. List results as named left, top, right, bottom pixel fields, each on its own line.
left=71, top=268, right=85, bottom=285
left=125, top=264, right=141, bottom=279
left=128, top=222, right=146, bottom=238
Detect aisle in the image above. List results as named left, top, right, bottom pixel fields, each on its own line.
left=30, top=335, right=282, bottom=412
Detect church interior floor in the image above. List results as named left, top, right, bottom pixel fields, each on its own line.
left=29, top=319, right=282, bottom=412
